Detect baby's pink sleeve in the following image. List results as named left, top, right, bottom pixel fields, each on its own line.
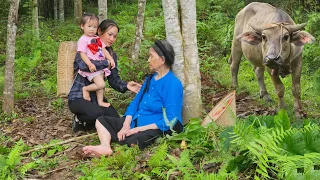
left=77, top=37, right=88, bottom=53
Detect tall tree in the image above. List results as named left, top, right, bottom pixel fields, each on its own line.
left=162, top=0, right=187, bottom=123
left=54, top=0, right=58, bottom=20
left=98, top=0, right=107, bottom=23
left=3, top=0, right=20, bottom=113
left=179, top=0, right=202, bottom=120
left=132, top=0, right=146, bottom=62
left=162, top=0, right=185, bottom=86
left=32, top=0, right=39, bottom=39
left=74, top=0, right=82, bottom=24
left=162, top=0, right=202, bottom=123
left=59, top=0, right=64, bottom=22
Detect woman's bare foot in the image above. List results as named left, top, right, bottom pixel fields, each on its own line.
left=82, top=145, right=113, bottom=157
left=98, top=102, right=111, bottom=108
left=82, top=87, right=91, bottom=101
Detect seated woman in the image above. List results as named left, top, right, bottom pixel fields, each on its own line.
left=68, top=19, right=141, bottom=133
left=82, top=40, right=184, bottom=157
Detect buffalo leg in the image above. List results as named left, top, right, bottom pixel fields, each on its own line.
left=267, top=69, right=286, bottom=110
left=291, top=58, right=305, bottom=118
left=229, top=39, right=243, bottom=88
left=254, top=66, right=272, bottom=102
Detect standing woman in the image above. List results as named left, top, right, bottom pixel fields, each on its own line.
left=68, top=19, right=141, bottom=132
left=82, top=40, right=184, bottom=157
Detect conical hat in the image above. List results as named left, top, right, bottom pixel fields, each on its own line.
left=202, top=90, right=236, bottom=127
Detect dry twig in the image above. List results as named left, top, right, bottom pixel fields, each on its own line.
left=21, top=133, right=97, bottom=155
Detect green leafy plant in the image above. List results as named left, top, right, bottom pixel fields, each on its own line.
left=0, top=112, right=18, bottom=123
left=148, top=142, right=171, bottom=179
left=167, top=150, right=196, bottom=179
left=50, top=98, right=65, bottom=112
left=229, top=110, right=320, bottom=179
left=0, top=139, right=36, bottom=179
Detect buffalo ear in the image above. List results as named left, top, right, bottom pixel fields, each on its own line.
left=236, top=31, right=262, bottom=45
left=291, top=31, right=315, bottom=46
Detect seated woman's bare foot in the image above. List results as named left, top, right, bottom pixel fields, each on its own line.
left=82, top=87, right=91, bottom=101
left=82, top=145, right=113, bottom=157
left=98, top=102, right=111, bottom=108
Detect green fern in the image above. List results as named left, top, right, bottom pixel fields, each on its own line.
left=230, top=119, right=257, bottom=150
left=274, top=109, right=290, bottom=130
left=0, top=139, right=26, bottom=179
left=6, top=140, right=24, bottom=168
left=303, top=124, right=320, bottom=153
left=150, top=167, right=166, bottom=179
left=167, top=150, right=196, bottom=179
left=148, top=142, right=169, bottom=168
left=138, top=173, right=151, bottom=180
left=19, top=161, right=36, bottom=176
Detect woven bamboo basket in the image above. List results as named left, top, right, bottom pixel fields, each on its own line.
left=202, top=90, right=236, bottom=127
left=57, top=41, right=77, bottom=97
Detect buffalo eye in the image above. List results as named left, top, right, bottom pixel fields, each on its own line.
left=282, top=34, right=289, bottom=42
left=261, top=34, right=267, bottom=41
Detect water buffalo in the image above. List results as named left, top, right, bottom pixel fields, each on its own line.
left=229, top=2, right=315, bottom=118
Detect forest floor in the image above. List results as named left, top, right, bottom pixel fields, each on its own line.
left=0, top=75, right=276, bottom=179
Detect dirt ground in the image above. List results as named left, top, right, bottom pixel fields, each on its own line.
left=0, top=76, right=276, bottom=179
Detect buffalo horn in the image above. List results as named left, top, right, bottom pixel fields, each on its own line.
left=284, top=23, right=307, bottom=33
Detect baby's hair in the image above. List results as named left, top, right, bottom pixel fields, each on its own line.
left=80, top=12, right=99, bottom=25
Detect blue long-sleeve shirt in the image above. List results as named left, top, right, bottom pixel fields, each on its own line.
left=124, top=71, right=183, bottom=131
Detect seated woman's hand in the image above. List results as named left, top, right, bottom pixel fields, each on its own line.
left=117, top=124, right=130, bottom=141
left=126, top=127, right=142, bottom=137
left=127, top=81, right=141, bottom=94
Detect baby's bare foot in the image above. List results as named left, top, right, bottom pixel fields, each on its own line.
left=98, top=102, right=111, bottom=108
left=82, top=87, right=91, bottom=101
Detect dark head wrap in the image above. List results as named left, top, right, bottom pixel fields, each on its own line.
left=152, top=40, right=175, bottom=67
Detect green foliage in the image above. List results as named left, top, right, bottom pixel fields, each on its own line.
left=167, top=118, right=221, bottom=153
left=50, top=98, right=65, bottom=113
left=31, top=139, right=68, bottom=158
left=148, top=142, right=170, bottom=179
left=148, top=142, right=169, bottom=168
left=0, top=139, right=35, bottom=179
left=303, top=12, right=320, bottom=74
left=167, top=150, right=196, bottom=179
left=0, top=112, right=18, bottom=123
left=230, top=110, right=320, bottom=179
left=78, top=145, right=140, bottom=179
left=1, top=0, right=320, bottom=179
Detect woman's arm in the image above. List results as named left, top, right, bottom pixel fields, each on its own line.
left=153, top=80, right=184, bottom=132
left=125, top=123, right=158, bottom=137
left=106, top=52, right=129, bottom=93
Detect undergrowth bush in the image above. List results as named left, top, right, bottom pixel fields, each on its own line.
left=0, top=140, right=35, bottom=179
left=229, top=110, right=320, bottom=179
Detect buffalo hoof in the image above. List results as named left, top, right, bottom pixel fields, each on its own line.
left=261, top=94, right=273, bottom=103
left=296, top=109, right=307, bottom=119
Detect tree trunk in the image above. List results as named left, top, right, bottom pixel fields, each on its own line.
left=98, top=0, right=107, bottom=23
left=162, top=0, right=185, bottom=86
left=3, top=0, right=20, bottom=113
left=179, top=0, right=202, bottom=121
left=74, top=0, right=82, bottom=24
left=131, top=0, right=146, bottom=63
left=59, top=0, right=64, bottom=22
left=54, top=0, right=58, bottom=20
left=33, top=0, right=39, bottom=39
left=162, top=0, right=187, bottom=124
